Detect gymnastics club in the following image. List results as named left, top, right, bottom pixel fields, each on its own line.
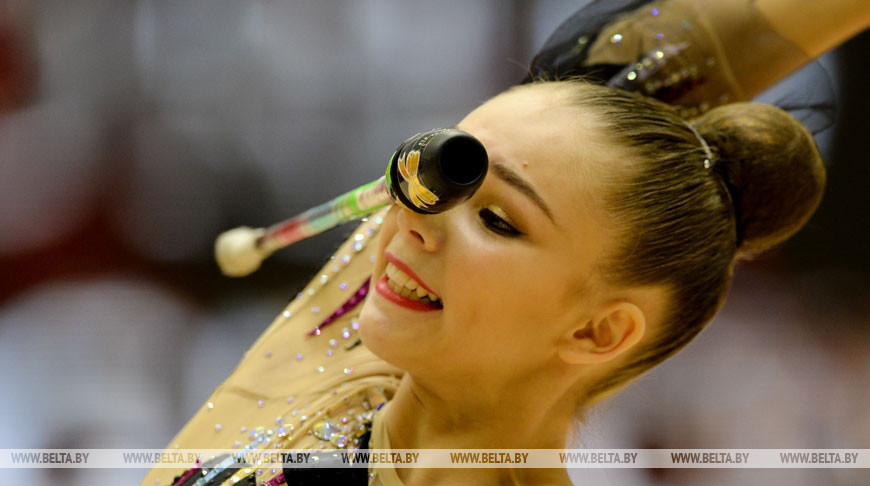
left=215, top=128, right=488, bottom=277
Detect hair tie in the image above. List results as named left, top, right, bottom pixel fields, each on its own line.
left=683, top=121, right=713, bottom=168
left=683, top=121, right=743, bottom=247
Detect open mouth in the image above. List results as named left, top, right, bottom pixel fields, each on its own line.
left=375, top=260, right=443, bottom=311
left=384, top=261, right=442, bottom=308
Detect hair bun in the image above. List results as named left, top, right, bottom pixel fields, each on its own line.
left=694, top=102, right=826, bottom=257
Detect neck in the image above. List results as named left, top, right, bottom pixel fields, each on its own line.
left=382, top=371, right=579, bottom=485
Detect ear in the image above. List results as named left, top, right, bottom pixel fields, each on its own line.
left=558, top=302, right=646, bottom=365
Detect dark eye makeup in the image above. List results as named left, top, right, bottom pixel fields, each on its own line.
left=479, top=207, right=522, bottom=237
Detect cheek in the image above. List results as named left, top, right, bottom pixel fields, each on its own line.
left=441, top=242, right=567, bottom=336
left=370, top=206, right=399, bottom=273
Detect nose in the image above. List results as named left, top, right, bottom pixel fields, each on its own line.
left=394, top=205, right=443, bottom=252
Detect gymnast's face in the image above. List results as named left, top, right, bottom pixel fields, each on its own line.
left=359, top=84, right=622, bottom=384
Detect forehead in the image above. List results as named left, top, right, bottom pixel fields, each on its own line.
left=458, top=85, right=617, bottom=284
left=457, top=85, right=612, bottom=214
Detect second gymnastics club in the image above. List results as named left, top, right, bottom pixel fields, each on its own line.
left=215, top=128, right=488, bottom=277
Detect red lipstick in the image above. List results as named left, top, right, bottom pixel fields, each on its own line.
left=375, top=276, right=441, bottom=312
left=375, top=252, right=441, bottom=312
left=384, top=252, right=439, bottom=298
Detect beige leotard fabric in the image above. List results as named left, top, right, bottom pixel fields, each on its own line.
left=140, top=210, right=402, bottom=486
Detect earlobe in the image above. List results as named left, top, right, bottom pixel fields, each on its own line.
left=558, top=302, right=646, bottom=365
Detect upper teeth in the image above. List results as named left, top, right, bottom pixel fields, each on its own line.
left=385, top=262, right=441, bottom=304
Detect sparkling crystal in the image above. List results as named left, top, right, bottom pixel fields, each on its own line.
left=329, top=339, right=338, bottom=348
left=361, top=217, right=369, bottom=222
left=326, top=349, right=333, bottom=357
left=276, top=426, right=287, bottom=436
left=354, top=234, right=365, bottom=241
left=307, top=288, right=315, bottom=296
left=342, top=328, right=351, bottom=339
left=610, top=33, right=623, bottom=45
left=207, top=402, right=214, bottom=410
left=577, top=35, right=588, bottom=46
left=331, top=435, right=349, bottom=448
left=257, top=400, right=264, bottom=407
left=350, top=319, right=359, bottom=330
left=276, top=417, right=283, bottom=424
left=340, top=255, right=351, bottom=265
left=282, top=311, right=292, bottom=318
left=375, top=217, right=384, bottom=225
left=339, top=282, right=348, bottom=290
left=656, top=32, right=664, bottom=40
left=344, top=367, right=354, bottom=375
left=232, top=441, right=241, bottom=449
left=627, top=71, right=637, bottom=81
left=320, top=275, right=329, bottom=284
left=703, top=159, right=712, bottom=169
left=341, top=416, right=349, bottom=424
left=655, top=50, right=665, bottom=59
left=241, top=427, right=247, bottom=433
left=312, top=421, right=336, bottom=441
left=312, top=328, right=321, bottom=336
left=316, top=366, right=325, bottom=373
left=215, top=424, right=222, bottom=432
left=651, top=7, right=659, bottom=16
left=296, top=353, right=303, bottom=361
left=312, top=306, right=319, bottom=314
left=352, top=241, right=364, bottom=252
left=300, top=415, right=308, bottom=422
left=331, top=265, right=341, bottom=273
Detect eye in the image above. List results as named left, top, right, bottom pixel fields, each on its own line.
left=479, top=207, right=521, bottom=237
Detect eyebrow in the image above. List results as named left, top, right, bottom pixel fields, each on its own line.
left=489, top=161, right=555, bottom=224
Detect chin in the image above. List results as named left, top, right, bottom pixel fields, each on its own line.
left=358, top=297, right=424, bottom=372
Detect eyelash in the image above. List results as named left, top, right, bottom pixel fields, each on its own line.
left=479, top=208, right=521, bottom=237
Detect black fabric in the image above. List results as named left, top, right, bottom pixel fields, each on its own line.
left=172, top=455, right=253, bottom=486
left=524, top=0, right=656, bottom=84
left=282, top=430, right=372, bottom=486
left=523, top=0, right=837, bottom=136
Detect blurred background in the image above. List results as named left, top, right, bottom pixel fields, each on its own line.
left=0, top=0, right=866, bottom=484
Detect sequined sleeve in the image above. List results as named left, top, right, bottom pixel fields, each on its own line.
left=527, top=0, right=836, bottom=132
left=139, top=210, right=403, bottom=486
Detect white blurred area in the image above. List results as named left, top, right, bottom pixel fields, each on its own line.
left=0, top=1, right=867, bottom=485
